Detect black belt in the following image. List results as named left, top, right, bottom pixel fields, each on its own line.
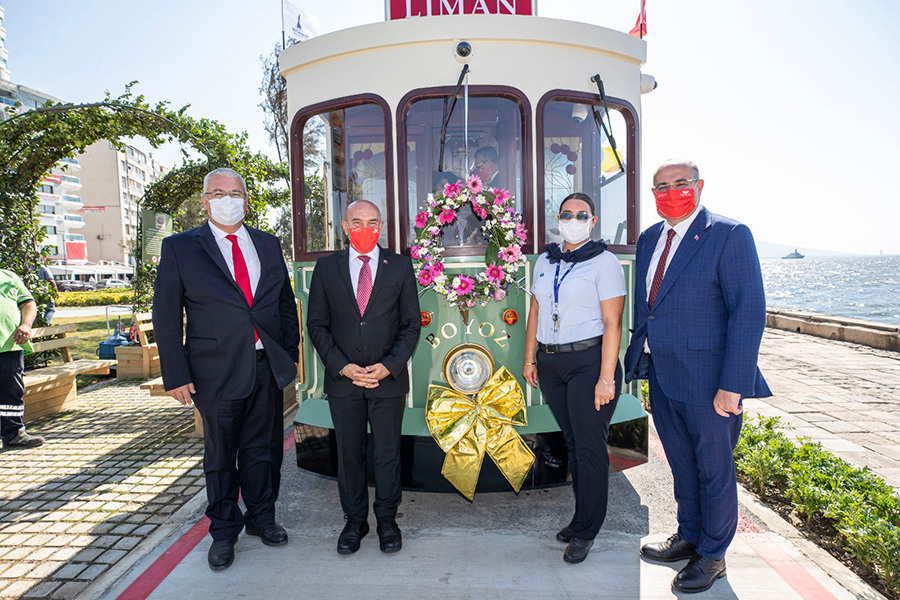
left=256, top=349, right=267, bottom=361
left=538, top=336, right=602, bottom=355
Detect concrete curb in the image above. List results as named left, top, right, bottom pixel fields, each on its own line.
left=766, top=307, right=900, bottom=351
left=736, top=485, right=887, bottom=600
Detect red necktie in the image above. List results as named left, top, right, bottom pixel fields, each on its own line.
left=357, top=255, right=372, bottom=316
left=648, top=229, right=676, bottom=309
left=226, top=234, right=258, bottom=342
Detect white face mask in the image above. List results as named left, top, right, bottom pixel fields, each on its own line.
left=208, top=196, right=245, bottom=226
left=558, top=219, right=593, bottom=245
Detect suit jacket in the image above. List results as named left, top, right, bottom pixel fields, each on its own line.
left=307, top=246, right=421, bottom=398
left=624, top=207, right=771, bottom=404
left=152, top=223, right=300, bottom=402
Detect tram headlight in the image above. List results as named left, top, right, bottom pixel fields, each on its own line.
left=442, top=343, right=494, bottom=395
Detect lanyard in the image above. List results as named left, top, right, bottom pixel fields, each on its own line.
left=553, top=263, right=576, bottom=304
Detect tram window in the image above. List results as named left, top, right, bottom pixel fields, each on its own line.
left=542, top=101, right=629, bottom=246
left=299, top=103, right=388, bottom=253
left=403, top=96, right=524, bottom=249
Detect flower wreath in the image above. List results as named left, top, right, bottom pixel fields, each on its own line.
left=411, top=175, right=528, bottom=310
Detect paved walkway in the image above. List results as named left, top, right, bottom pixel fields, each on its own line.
left=0, top=329, right=896, bottom=599
left=0, top=381, right=204, bottom=599
left=751, top=328, right=900, bottom=493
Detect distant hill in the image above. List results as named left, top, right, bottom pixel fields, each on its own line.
left=755, top=241, right=856, bottom=259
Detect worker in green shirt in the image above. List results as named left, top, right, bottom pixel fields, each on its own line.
left=1, top=268, right=44, bottom=449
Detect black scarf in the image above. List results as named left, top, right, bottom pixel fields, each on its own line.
left=545, top=240, right=607, bottom=264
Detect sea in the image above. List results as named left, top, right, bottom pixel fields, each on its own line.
left=761, top=255, right=900, bottom=325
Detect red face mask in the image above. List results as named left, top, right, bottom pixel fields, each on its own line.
left=348, top=227, right=380, bottom=254
left=654, top=188, right=697, bottom=221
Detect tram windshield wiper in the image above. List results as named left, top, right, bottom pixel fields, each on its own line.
left=438, top=64, right=470, bottom=173
left=590, top=74, right=625, bottom=175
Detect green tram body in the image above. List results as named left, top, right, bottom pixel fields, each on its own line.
left=282, top=15, right=651, bottom=493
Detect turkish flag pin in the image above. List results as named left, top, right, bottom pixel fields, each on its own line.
left=694, top=235, right=699, bottom=241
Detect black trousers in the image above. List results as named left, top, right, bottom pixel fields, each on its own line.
left=0, top=351, right=26, bottom=444
left=194, top=356, right=284, bottom=541
left=328, top=391, right=404, bottom=523
left=537, top=343, right=622, bottom=540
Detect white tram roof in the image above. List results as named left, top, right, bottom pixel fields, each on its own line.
left=280, top=15, right=647, bottom=115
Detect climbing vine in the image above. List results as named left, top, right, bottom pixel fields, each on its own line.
left=0, top=84, right=289, bottom=314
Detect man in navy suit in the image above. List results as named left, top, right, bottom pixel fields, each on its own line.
left=153, top=168, right=300, bottom=571
left=307, top=200, right=420, bottom=556
left=624, top=159, right=770, bottom=594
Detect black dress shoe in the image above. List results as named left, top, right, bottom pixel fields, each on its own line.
left=337, top=519, right=369, bottom=555
left=563, top=537, right=594, bottom=564
left=640, top=533, right=697, bottom=562
left=245, top=522, right=288, bottom=547
left=672, top=555, right=726, bottom=594
left=208, top=537, right=237, bottom=571
left=556, top=524, right=573, bottom=543
left=376, top=517, right=402, bottom=553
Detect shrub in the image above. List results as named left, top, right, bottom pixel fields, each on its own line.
left=57, top=290, right=134, bottom=307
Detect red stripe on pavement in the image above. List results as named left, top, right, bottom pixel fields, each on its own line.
left=739, top=532, right=839, bottom=600
left=647, top=429, right=838, bottom=600
left=117, top=430, right=295, bottom=600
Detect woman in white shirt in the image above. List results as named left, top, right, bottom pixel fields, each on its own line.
left=523, top=192, right=627, bottom=564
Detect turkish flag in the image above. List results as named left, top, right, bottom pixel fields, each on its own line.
left=629, top=0, right=647, bottom=38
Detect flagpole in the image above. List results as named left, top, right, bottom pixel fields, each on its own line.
left=281, top=0, right=286, bottom=50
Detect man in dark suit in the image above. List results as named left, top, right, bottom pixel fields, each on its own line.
left=624, top=159, right=771, bottom=594
left=307, top=200, right=420, bottom=555
left=153, top=168, right=300, bottom=571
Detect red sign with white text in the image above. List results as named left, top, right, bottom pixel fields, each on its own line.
left=387, top=0, right=533, bottom=20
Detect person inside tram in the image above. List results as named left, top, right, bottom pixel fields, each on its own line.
left=471, top=145, right=502, bottom=189
left=522, top=192, right=626, bottom=565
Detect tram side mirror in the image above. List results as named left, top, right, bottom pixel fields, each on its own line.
left=455, top=40, right=473, bottom=63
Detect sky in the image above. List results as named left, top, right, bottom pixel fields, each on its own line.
left=4, top=0, right=900, bottom=254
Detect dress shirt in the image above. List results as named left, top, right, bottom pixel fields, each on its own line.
left=349, top=245, right=380, bottom=296
left=531, top=241, right=627, bottom=345
left=644, top=204, right=703, bottom=353
left=207, top=221, right=264, bottom=349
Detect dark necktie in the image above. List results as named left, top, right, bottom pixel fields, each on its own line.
left=357, top=255, right=372, bottom=316
left=648, top=229, right=676, bottom=309
left=226, top=234, right=258, bottom=342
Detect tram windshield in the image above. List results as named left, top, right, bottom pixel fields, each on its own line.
left=541, top=100, right=630, bottom=247
left=299, top=102, right=389, bottom=254
left=403, top=95, right=524, bottom=250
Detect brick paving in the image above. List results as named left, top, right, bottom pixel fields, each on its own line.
left=752, top=328, right=900, bottom=493
left=0, top=380, right=204, bottom=599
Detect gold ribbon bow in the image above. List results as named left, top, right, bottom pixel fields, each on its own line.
left=426, top=366, right=535, bottom=500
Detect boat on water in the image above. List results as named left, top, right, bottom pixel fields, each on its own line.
left=783, top=249, right=805, bottom=259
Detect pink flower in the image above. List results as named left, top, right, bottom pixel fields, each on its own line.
left=491, top=187, right=510, bottom=203
left=499, top=245, right=522, bottom=263
left=485, top=264, right=504, bottom=283
left=418, top=269, right=435, bottom=286
left=415, top=211, right=429, bottom=228
left=444, top=181, right=462, bottom=198
left=493, top=289, right=507, bottom=301
left=431, top=262, right=445, bottom=275
left=466, top=299, right=477, bottom=308
left=438, top=208, right=456, bottom=225
left=410, top=246, right=422, bottom=259
left=515, top=223, right=528, bottom=242
left=467, top=175, right=483, bottom=194
left=452, top=275, right=475, bottom=295
left=473, top=204, right=488, bottom=219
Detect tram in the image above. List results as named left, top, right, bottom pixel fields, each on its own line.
left=280, top=11, right=654, bottom=494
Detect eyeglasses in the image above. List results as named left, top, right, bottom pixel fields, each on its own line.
left=652, top=178, right=698, bottom=193
left=559, top=211, right=591, bottom=222
left=204, top=190, right=247, bottom=199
